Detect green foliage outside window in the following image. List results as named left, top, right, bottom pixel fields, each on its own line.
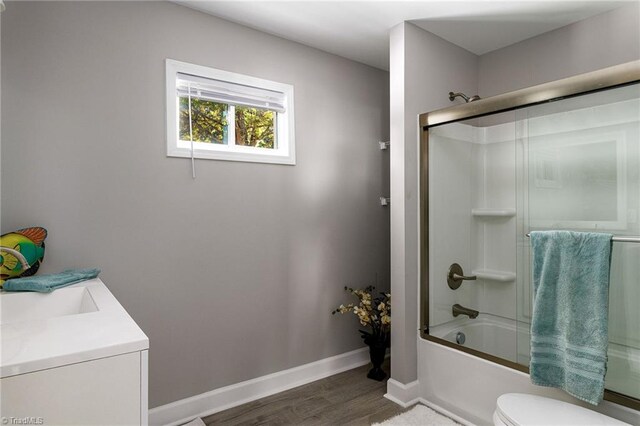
left=179, top=97, right=275, bottom=148
left=235, top=106, right=275, bottom=148
left=179, top=97, right=228, bottom=144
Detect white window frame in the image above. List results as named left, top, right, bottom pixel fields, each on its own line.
left=166, top=59, right=295, bottom=165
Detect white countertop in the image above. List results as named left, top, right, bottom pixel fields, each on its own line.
left=1, top=278, right=149, bottom=378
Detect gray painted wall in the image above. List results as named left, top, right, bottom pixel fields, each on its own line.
left=1, top=2, right=390, bottom=408
left=479, top=2, right=640, bottom=96
left=389, top=22, right=477, bottom=385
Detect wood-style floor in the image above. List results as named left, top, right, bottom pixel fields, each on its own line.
left=203, top=359, right=406, bottom=425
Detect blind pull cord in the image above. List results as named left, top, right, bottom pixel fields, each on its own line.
left=188, top=82, right=196, bottom=179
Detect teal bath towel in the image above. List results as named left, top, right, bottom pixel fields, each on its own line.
left=529, top=231, right=612, bottom=405
left=3, top=268, right=100, bottom=293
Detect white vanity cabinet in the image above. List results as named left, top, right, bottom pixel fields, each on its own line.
left=0, top=279, right=149, bottom=425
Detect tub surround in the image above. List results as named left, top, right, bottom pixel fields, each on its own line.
left=421, top=74, right=640, bottom=411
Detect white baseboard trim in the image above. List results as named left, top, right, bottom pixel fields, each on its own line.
left=149, top=347, right=370, bottom=426
left=384, top=378, right=420, bottom=407
left=417, top=398, right=477, bottom=426
left=384, top=381, right=477, bottom=425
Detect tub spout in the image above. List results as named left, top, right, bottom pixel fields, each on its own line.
left=452, top=304, right=479, bottom=319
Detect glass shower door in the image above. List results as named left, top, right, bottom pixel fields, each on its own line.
left=518, top=83, right=640, bottom=400
left=427, top=112, right=519, bottom=363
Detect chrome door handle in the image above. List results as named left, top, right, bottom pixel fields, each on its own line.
left=447, top=263, right=476, bottom=290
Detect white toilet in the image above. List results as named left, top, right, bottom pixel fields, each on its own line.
left=493, top=393, right=630, bottom=426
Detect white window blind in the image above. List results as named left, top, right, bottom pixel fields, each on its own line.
left=176, top=72, right=287, bottom=113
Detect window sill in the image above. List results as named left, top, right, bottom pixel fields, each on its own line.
left=167, top=147, right=296, bottom=166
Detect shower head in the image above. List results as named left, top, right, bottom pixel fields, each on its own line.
left=448, top=92, right=481, bottom=103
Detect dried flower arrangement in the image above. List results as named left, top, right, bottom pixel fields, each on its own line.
left=332, top=285, right=391, bottom=347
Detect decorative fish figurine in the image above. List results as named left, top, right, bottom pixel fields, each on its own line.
left=0, top=227, right=47, bottom=287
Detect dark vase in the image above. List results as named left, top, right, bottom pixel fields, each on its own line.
left=365, top=339, right=387, bottom=381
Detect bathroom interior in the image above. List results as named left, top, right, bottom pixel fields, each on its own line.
left=1, top=1, right=639, bottom=426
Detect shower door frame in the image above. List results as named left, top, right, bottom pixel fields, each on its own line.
left=419, top=60, right=640, bottom=410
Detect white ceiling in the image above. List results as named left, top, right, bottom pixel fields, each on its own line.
left=175, top=1, right=630, bottom=70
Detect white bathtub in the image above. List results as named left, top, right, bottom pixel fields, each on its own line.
left=430, top=314, right=530, bottom=364
left=428, top=314, right=640, bottom=411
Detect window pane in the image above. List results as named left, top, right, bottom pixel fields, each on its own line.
left=235, top=106, right=275, bottom=149
left=179, top=97, right=229, bottom=144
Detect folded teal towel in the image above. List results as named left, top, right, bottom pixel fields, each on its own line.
left=529, top=231, right=612, bottom=405
left=3, top=268, right=100, bottom=293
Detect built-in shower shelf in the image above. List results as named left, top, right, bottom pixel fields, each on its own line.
left=471, top=208, right=516, bottom=217
left=472, top=269, right=516, bottom=282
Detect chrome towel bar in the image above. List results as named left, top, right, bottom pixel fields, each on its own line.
left=525, top=233, right=640, bottom=243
